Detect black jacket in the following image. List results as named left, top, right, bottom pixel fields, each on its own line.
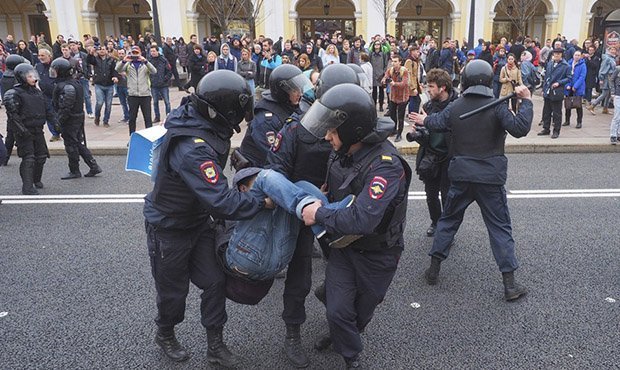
left=148, top=55, right=172, bottom=88
left=86, top=54, right=117, bottom=86
left=35, top=62, right=56, bottom=98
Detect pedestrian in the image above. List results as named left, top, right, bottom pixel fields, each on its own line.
left=148, top=45, right=172, bottom=124
left=409, top=60, right=532, bottom=301
left=17, top=40, right=34, bottom=64
left=382, top=54, right=409, bottom=142
left=87, top=45, right=118, bottom=127
left=176, top=37, right=189, bottom=73
left=52, top=34, right=64, bottom=59
left=608, top=63, right=620, bottom=144
left=499, top=53, right=522, bottom=112
left=4, top=63, right=54, bottom=194
left=4, top=34, right=18, bottom=54
left=235, top=64, right=311, bottom=168
left=258, top=38, right=282, bottom=90
left=359, top=52, right=373, bottom=95
left=114, top=48, right=130, bottom=123
left=301, top=83, right=412, bottom=369
left=163, top=37, right=183, bottom=91
left=520, top=50, right=537, bottom=95
left=563, top=50, right=586, bottom=128
left=34, top=49, right=62, bottom=141
left=215, top=43, right=237, bottom=72
left=404, top=45, right=422, bottom=114
left=369, top=41, right=388, bottom=111
left=237, top=48, right=256, bottom=98
left=407, top=68, right=458, bottom=237
left=187, top=45, right=207, bottom=91
left=583, top=45, right=601, bottom=104
left=51, top=58, right=102, bottom=179
left=67, top=40, right=94, bottom=118
left=116, top=46, right=157, bottom=136
left=587, top=46, right=617, bottom=115
left=538, top=48, right=570, bottom=139
left=143, top=70, right=264, bottom=367
left=1, top=55, right=26, bottom=166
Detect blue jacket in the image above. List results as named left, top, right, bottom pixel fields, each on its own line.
left=542, top=59, right=571, bottom=99
left=565, top=58, right=586, bottom=96
left=438, top=48, right=453, bottom=73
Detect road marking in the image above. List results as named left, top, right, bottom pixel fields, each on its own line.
left=1, top=189, right=619, bottom=204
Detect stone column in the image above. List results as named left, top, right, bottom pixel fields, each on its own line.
left=355, top=11, right=363, bottom=37
left=81, top=11, right=100, bottom=37
left=101, top=15, right=115, bottom=38
left=288, top=10, right=298, bottom=40
left=544, top=12, right=559, bottom=41
left=388, top=11, right=398, bottom=37
left=8, top=14, right=25, bottom=40
left=583, top=12, right=593, bottom=40
left=0, top=15, right=9, bottom=41
left=449, top=11, right=462, bottom=41
left=485, top=11, right=496, bottom=43
left=185, top=11, right=200, bottom=40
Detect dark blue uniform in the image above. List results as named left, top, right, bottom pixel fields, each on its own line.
left=422, top=86, right=533, bottom=272
left=266, top=113, right=333, bottom=326
left=314, top=140, right=411, bottom=361
left=143, top=100, right=265, bottom=331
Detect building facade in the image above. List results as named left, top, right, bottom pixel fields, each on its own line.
left=0, top=0, right=617, bottom=45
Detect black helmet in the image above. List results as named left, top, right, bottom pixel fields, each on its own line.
left=4, top=55, right=26, bottom=77
left=50, top=57, right=74, bottom=79
left=14, top=63, right=39, bottom=86
left=460, top=59, right=493, bottom=91
left=301, top=83, right=376, bottom=154
left=347, top=63, right=371, bottom=92
left=269, top=64, right=313, bottom=105
left=315, top=64, right=358, bottom=99
left=190, top=70, right=253, bottom=132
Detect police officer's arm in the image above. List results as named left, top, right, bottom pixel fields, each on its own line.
left=494, top=88, right=533, bottom=138
left=56, top=84, right=77, bottom=124
left=3, top=89, right=29, bottom=137
left=175, top=144, right=265, bottom=220
left=421, top=103, right=453, bottom=130
left=250, top=112, right=282, bottom=156
left=265, top=124, right=296, bottom=177
left=314, top=157, right=405, bottom=235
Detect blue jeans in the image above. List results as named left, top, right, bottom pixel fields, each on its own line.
left=116, top=85, right=130, bottom=121
left=226, top=169, right=350, bottom=280
left=151, top=86, right=171, bottom=121
left=95, top=84, right=114, bottom=123
left=408, top=94, right=421, bottom=114
left=45, top=96, right=60, bottom=137
left=80, top=78, right=93, bottom=115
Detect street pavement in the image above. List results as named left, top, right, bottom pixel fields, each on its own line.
left=1, top=154, right=619, bottom=369
left=1, top=88, right=618, bottom=156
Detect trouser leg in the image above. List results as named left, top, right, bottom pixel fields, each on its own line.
left=128, top=96, right=140, bottom=134
left=424, top=176, right=442, bottom=225
left=542, top=99, right=552, bottom=130
left=551, top=100, right=562, bottom=134
left=282, top=226, right=313, bottom=325
left=141, top=96, right=153, bottom=129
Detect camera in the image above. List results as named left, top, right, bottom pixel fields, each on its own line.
left=406, top=126, right=429, bottom=143
left=131, top=55, right=140, bottom=60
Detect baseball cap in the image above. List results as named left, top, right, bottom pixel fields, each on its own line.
left=467, top=50, right=475, bottom=56
left=233, top=167, right=262, bottom=187
left=67, top=38, right=77, bottom=44
left=131, top=46, right=141, bottom=53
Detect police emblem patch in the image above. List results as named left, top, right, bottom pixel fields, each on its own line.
left=271, top=133, right=282, bottom=152
left=368, top=176, right=387, bottom=200
left=266, top=131, right=276, bottom=145
left=200, top=161, right=219, bottom=184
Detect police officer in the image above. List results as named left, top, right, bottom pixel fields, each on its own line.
left=233, top=64, right=312, bottom=169
left=4, top=63, right=55, bottom=195
left=1, top=55, right=26, bottom=166
left=265, top=63, right=360, bottom=368
left=143, top=70, right=271, bottom=366
left=51, top=58, right=103, bottom=179
left=301, top=84, right=412, bottom=369
left=410, top=60, right=532, bottom=301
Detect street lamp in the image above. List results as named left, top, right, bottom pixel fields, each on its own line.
left=35, top=2, right=45, bottom=14
left=596, top=6, right=603, bottom=17
left=507, top=5, right=514, bottom=16
left=132, top=2, right=140, bottom=14
left=323, top=0, right=330, bottom=16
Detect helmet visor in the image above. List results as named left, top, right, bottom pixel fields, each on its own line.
left=280, top=73, right=314, bottom=96
left=23, top=69, right=40, bottom=83
left=300, top=101, right=349, bottom=139
left=49, top=67, right=58, bottom=79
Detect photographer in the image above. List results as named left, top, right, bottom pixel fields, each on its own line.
left=407, top=68, right=458, bottom=236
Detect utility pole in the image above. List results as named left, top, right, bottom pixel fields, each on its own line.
left=468, top=0, right=475, bottom=51
left=152, top=0, right=162, bottom=45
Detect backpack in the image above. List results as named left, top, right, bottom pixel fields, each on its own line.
left=531, top=68, right=541, bottom=87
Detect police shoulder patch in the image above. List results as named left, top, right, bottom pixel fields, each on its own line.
left=194, top=138, right=205, bottom=143
left=200, top=160, right=219, bottom=184
left=285, top=117, right=294, bottom=123
left=381, top=155, right=393, bottom=162
left=266, top=131, right=276, bottom=145
left=368, top=176, right=388, bottom=200
left=271, top=132, right=283, bottom=152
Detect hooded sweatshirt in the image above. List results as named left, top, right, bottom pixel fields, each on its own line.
left=215, top=43, right=238, bottom=72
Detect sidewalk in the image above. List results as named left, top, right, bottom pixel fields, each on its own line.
left=1, top=88, right=618, bottom=155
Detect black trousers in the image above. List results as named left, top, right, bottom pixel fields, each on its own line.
left=565, top=106, right=583, bottom=124
left=62, top=122, right=94, bottom=172
left=282, top=225, right=313, bottom=325
left=16, top=129, right=48, bottom=160
left=4, top=126, right=15, bottom=160
left=542, top=98, right=563, bottom=134
left=424, top=159, right=450, bottom=226
left=389, top=101, right=407, bottom=135
left=372, top=86, right=385, bottom=108
left=128, top=96, right=152, bottom=135
left=170, top=64, right=182, bottom=88
left=145, top=221, right=227, bottom=330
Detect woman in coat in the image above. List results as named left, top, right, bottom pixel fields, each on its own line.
left=369, top=41, right=388, bottom=111
left=17, top=40, right=34, bottom=65
left=564, top=50, right=586, bottom=128
left=499, top=53, right=523, bottom=111
left=176, top=37, right=189, bottom=72
left=187, top=45, right=207, bottom=91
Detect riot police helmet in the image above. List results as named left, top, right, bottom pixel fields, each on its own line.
left=50, top=57, right=74, bottom=79
left=13, top=63, right=39, bottom=86
left=4, top=55, right=26, bottom=77
left=190, top=70, right=254, bottom=132
left=269, top=64, right=313, bottom=105
left=460, top=59, right=493, bottom=91
left=301, top=83, right=376, bottom=153
left=315, top=64, right=358, bottom=99
left=347, top=63, right=371, bottom=93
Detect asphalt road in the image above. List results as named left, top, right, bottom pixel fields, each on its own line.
left=1, top=154, right=619, bottom=369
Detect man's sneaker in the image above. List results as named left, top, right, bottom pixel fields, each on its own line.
left=94, top=117, right=100, bottom=126
left=103, top=122, right=110, bottom=128
left=87, top=113, right=95, bottom=119
left=537, top=129, right=550, bottom=136
left=611, top=137, right=617, bottom=145
left=153, top=118, right=161, bottom=124
left=118, top=118, right=128, bottom=123
left=49, top=135, right=61, bottom=142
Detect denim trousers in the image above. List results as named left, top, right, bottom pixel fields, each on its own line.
left=611, top=96, right=620, bottom=138
left=116, top=85, right=130, bottom=121
left=226, top=169, right=338, bottom=281
left=408, top=94, right=421, bottom=114
left=80, top=78, right=93, bottom=115
left=95, top=84, right=114, bottom=123
left=151, top=86, right=171, bottom=121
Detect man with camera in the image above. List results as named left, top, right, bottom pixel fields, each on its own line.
left=407, top=68, right=458, bottom=237
left=538, top=48, right=570, bottom=139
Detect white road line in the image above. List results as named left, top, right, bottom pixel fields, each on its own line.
left=0, top=194, right=146, bottom=200
left=1, top=199, right=145, bottom=204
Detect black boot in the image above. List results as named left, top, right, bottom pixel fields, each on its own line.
left=313, top=332, right=332, bottom=351
left=61, top=171, right=82, bottom=180
left=154, top=327, right=190, bottom=362
left=20, top=159, right=38, bottom=195
left=33, top=160, right=45, bottom=189
left=84, top=159, right=102, bottom=177
left=206, top=327, right=242, bottom=368
left=424, top=256, right=442, bottom=285
left=502, top=271, right=527, bottom=301
left=284, top=324, right=309, bottom=368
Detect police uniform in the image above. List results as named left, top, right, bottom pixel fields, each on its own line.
left=2, top=72, right=17, bottom=165
left=420, top=61, right=532, bottom=300
left=53, top=76, right=101, bottom=177
left=4, top=84, right=53, bottom=194
left=316, top=140, right=411, bottom=363
left=237, top=91, right=299, bottom=167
